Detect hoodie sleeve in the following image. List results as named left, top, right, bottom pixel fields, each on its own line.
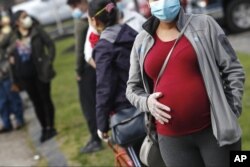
left=207, top=15, right=245, bottom=117
left=94, top=40, right=118, bottom=132
left=38, top=27, right=56, bottom=62
left=74, top=19, right=88, bottom=76
left=126, top=35, right=150, bottom=113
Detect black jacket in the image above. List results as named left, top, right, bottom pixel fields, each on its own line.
left=74, top=18, right=89, bottom=76
left=93, top=24, right=138, bottom=132
left=2, top=26, right=56, bottom=83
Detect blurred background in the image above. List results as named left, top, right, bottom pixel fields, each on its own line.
left=1, top=0, right=250, bottom=38
left=0, top=0, right=249, bottom=166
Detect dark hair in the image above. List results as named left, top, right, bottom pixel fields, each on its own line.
left=88, top=0, right=118, bottom=27
left=11, top=10, right=25, bottom=28
left=11, top=10, right=38, bottom=30
left=67, top=0, right=87, bottom=5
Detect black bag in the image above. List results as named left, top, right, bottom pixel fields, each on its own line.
left=110, top=107, right=146, bottom=147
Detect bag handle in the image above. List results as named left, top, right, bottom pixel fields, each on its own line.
left=107, top=140, right=134, bottom=167
left=147, top=15, right=193, bottom=139
left=154, top=15, right=193, bottom=91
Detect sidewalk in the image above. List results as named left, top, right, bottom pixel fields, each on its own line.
left=0, top=125, right=37, bottom=166
left=228, top=31, right=250, bottom=54
left=0, top=92, right=68, bottom=166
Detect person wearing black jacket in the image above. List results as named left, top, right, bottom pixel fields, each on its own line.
left=5, top=10, right=56, bottom=142
left=67, top=0, right=102, bottom=153
left=0, top=45, right=24, bottom=132
left=88, top=0, right=143, bottom=165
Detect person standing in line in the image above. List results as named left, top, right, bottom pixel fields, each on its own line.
left=4, top=10, right=57, bottom=143
left=126, top=0, right=245, bottom=167
left=0, top=14, right=24, bottom=132
left=84, top=0, right=146, bottom=68
left=67, top=0, right=102, bottom=154
left=88, top=0, right=144, bottom=165
left=115, top=0, right=146, bottom=32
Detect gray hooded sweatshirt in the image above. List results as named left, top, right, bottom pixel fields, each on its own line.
left=126, top=9, right=245, bottom=147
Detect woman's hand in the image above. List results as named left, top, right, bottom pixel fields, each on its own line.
left=76, top=75, right=81, bottom=81
left=9, top=56, right=15, bottom=65
left=147, top=92, right=171, bottom=124
left=97, top=129, right=109, bottom=142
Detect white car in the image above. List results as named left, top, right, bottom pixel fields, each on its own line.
left=11, top=0, right=72, bottom=25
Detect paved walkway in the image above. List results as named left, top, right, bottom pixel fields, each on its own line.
left=0, top=92, right=67, bottom=166
left=228, top=31, right=250, bottom=54
left=0, top=126, right=37, bottom=166
left=0, top=93, right=37, bottom=166
left=25, top=95, right=68, bottom=167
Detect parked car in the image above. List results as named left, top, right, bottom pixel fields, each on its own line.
left=11, top=0, right=72, bottom=25
left=132, top=0, right=250, bottom=33
left=189, top=0, right=250, bottom=33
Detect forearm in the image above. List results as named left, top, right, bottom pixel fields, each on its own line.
left=88, top=58, right=96, bottom=69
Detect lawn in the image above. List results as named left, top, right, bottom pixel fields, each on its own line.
left=52, top=37, right=114, bottom=166
left=238, top=53, right=250, bottom=150
left=52, top=37, right=250, bottom=166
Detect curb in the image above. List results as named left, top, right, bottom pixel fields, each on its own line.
left=22, top=92, right=68, bottom=167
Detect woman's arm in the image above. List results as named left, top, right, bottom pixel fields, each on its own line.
left=88, top=57, right=96, bottom=69
left=94, top=40, right=117, bottom=133
left=126, top=40, right=150, bottom=113
left=38, top=27, right=56, bottom=62
left=208, top=16, right=245, bottom=117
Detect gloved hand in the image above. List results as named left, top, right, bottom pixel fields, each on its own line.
left=97, top=129, right=109, bottom=142
left=147, top=92, right=172, bottom=124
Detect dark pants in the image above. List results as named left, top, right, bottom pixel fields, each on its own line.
left=21, top=78, right=55, bottom=130
left=0, top=78, right=23, bottom=129
left=158, top=126, right=241, bottom=167
left=78, top=65, right=99, bottom=142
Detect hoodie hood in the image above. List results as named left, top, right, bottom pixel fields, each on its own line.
left=100, top=24, right=137, bottom=44
left=142, top=8, right=188, bottom=36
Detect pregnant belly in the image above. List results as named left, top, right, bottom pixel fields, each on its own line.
left=155, top=78, right=211, bottom=136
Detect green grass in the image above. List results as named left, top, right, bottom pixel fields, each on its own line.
left=238, top=52, right=250, bottom=150
left=52, top=37, right=250, bottom=166
left=52, top=37, right=114, bottom=166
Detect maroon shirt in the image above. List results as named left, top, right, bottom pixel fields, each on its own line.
left=144, top=34, right=211, bottom=136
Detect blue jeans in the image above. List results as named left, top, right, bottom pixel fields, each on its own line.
left=0, top=78, right=24, bottom=129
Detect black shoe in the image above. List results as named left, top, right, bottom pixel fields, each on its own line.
left=40, top=128, right=57, bottom=143
left=80, top=140, right=102, bottom=154
left=0, top=126, right=13, bottom=133
left=40, top=129, right=47, bottom=143
left=46, top=128, right=57, bottom=140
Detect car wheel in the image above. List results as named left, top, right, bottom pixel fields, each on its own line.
left=226, top=0, right=250, bottom=33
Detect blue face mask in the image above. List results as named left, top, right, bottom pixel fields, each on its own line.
left=116, top=2, right=125, bottom=11
left=72, top=8, right=83, bottom=19
left=150, top=0, right=181, bottom=22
